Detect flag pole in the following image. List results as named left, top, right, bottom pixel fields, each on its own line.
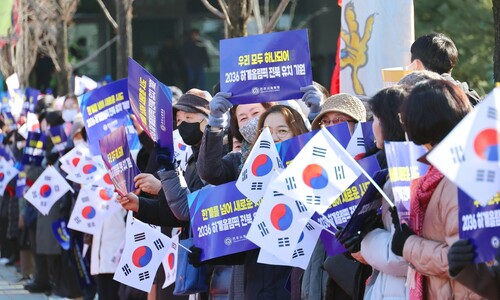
left=322, top=126, right=395, bottom=207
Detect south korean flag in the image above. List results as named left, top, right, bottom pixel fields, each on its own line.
left=271, top=127, right=361, bottom=214
left=25, top=166, right=73, bottom=215
left=236, top=127, right=284, bottom=203
left=114, top=212, right=172, bottom=293
left=246, top=171, right=315, bottom=259
left=68, top=185, right=120, bottom=235
left=66, top=154, right=106, bottom=185
left=258, top=220, right=323, bottom=269
left=0, top=158, right=19, bottom=195
left=59, top=144, right=91, bottom=175
left=173, top=130, right=192, bottom=172
left=161, top=233, right=179, bottom=288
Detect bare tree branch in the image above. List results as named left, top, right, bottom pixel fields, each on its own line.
left=264, top=0, right=291, bottom=33
left=286, top=0, right=298, bottom=30
left=247, top=0, right=254, bottom=18
left=200, top=0, right=225, bottom=19
left=253, top=0, right=264, bottom=34
left=96, top=0, right=118, bottom=29
left=217, top=0, right=232, bottom=26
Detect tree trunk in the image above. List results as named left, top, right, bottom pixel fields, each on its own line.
left=116, top=0, right=132, bottom=79
left=494, top=0, right=500, bottom=83
left=55, top=21, right=71, bottom=95
left=227, top=0, right=248, bottom=38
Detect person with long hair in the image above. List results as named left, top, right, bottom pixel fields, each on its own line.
left=390, top=80, right=483, bottom=299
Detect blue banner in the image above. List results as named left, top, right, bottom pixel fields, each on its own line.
left=188, top=181, right=258, bottom=261
left=128, top=57, right=174, bottom=153
left=220, top=30, right=313, bottom=104
left=313, top=155, right=381, bottom=255
left=276, top=122, right=351, bottom=166
left=335, top=169, right=388, bottom=243
left=99, top=126, right=139, bottom=196
left=48, top=125, right=68, bottom=154
left=79, top=78, right=140, bottom=156
left=23, top=88, right=39, bottom=115
left=52, top=218, right=71, bottom=250
left=385, top=142, right=429, bottom=224
left=458, top=189, right=500, bottom=263
left=22, top=132, right=47, bottom=166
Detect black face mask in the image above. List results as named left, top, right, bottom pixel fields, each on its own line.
left=177, top=121, right=203, bottom=146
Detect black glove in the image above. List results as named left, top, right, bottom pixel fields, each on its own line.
left=187, top=246, right=203, bottom=268
left=390, top=207, right=415, bottom=256
left=448, top=239, right=475, bottom=276
left=155, top=145, right=177, bottom=171
left=338, top=231, right=363, bottom=253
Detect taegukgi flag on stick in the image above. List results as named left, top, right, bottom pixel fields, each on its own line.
left=270, top=127, right=362, bottom=214
left=0, top=158, right=19, bottom=195
left=236, top=127, right=285, bottom=203
left=246, top=170, right=315, bottom=259
left=427, top=87, right=500, bottom=206
left=114, top=212, right=172, bottom=293
left=68, top=185, right=120, bottom=235
left=257, top=219, right=323, bottom=269
left=59, top=144, right=90, bottom=175
left=161, top=233, right=179, bottom=289
left=24, top=166, right=74, bottom=215
left=66, top=154, right=106, bottom=185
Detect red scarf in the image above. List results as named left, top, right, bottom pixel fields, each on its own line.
left=408, top=165, right=444, bottom=300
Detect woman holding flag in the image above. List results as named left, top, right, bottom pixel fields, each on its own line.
left=390, top=80, right=484, bottom=299
left=338, top=85, right=410, bottom=299
left=196, top=91, right=321, bottom=299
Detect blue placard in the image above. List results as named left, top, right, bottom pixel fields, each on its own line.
left=128, top=57, right=174, bottom=153
left=314, top=155, right=381, bottom=255
left=220, top=30, right=313, bottom=104
left=276, top=122, right=351, bottom=166
left=458, top=189, right=500, bottom=264
left=188, top=181, right=258, bottom=261
left=335, top=169, right=389, bottom=243
left=99, top=126, right=139, bottom=196
left=22, top=132, right=47, bottom=166
left=79, top=78, right=140, bottom=156
left=48, top=125, right=68, bottom=154
left=385, top=142, right=429, bottom=224
left=23, top=88, right=40, bottom=115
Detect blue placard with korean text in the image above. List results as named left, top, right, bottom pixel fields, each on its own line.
left=276, top=122, right=351, bottom=166
left=335, top=169, right=388, bottom=243
left=220, top=30, right=313, bottom=104
left=99, top=126, right=139, bottom=196
left=23, top=88, right=39, bottom=115
left=79, top=78, right=140, bottom=156
left=48, top=125, right=68, bottom=154
left=314, top=155, right=381, bottom=256
left=458, top=189, right=500, bottom=264
left=188, top=181, right=258, bottom=261
left=22, top=132, right=47, bottom=166
left=385, top=142, right=429, bottom=224
left=128, top=57, right=174, bottom=154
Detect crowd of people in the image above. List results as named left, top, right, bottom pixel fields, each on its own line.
left=0, top=31, right=497, bottom=300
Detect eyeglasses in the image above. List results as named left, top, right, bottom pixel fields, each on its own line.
left=320, top=117, right=356, bottom=126
left=262, top=127, right=290, bottom=140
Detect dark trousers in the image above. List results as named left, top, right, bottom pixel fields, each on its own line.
left=96, top=273, right=120, bottom=300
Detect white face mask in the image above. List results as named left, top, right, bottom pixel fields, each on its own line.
left=62, top=109, right=78, bottom=123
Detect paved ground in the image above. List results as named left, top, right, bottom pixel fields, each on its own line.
left=0, top=263, right=47, bottom=300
